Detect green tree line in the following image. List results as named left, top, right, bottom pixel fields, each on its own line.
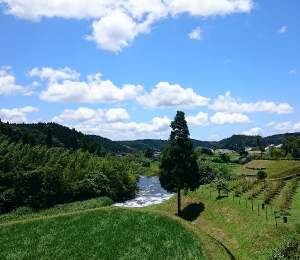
left=0, top=140, right=144, bottom=213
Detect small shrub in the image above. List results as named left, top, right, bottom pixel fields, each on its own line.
left=257, top=170, right=267, bottom=180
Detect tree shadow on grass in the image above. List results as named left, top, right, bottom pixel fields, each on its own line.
left=216, top=195, right=229, bottom=200
left=180, top=203, right=205, bottom=222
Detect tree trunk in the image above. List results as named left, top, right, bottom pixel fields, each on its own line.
left=177, top=187, right=181, bottom=216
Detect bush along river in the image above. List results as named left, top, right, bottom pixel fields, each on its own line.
left=114, top=176, right=174, bottom=207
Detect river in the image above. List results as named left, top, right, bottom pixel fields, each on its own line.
left=114, top=176, right=174, bottom=207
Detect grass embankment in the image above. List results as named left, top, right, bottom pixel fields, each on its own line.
left=0, top=197, right=113, bottom=224
left=233, top=160, right=300, bottom=179
left=147, top=187, right=291, bottom=260
left=0, top=209, right=206, bottom=260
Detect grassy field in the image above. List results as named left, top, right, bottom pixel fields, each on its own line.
left=150, top=162, right=159, bottom=172
left=143, top=162, right=159, bottom=177
left=0, top=209, right=206, bottom=260
left=233, top=160, right=300, bottom=179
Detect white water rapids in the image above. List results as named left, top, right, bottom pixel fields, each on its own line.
left=114, top=176, right=174, bottom=207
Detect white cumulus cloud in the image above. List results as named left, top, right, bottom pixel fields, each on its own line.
left=165, top=0, right=254, bottom=16
left=186, top=112, right=209, bottom=126
left=242, top=127, right=264, bottom=136
left=0, top=106, right=39, bottom=123
left=73, top=115, right=171, bottom=140
left=137, top=82, right=210, bottom=109
left=209, top=91, right=293, bottom=114
left=210, top=112, right=251, bottom=124
left=29, top=67, right=80, bottom=83
left=86, top=10, right=152, bottom=53
left=0, top=0, right=255, bottom=52
left=30, top=67, right=143, bottom=103
left=274, top=121, right=293, bottom=131
left=0, top=66, right=34, bottom=96
left=274, top=121, right=300, bottom=132
left=106, top=108, right=130, bottom=123
left=52, top=107, right=105, bottom=125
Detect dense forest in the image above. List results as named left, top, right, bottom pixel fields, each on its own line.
left=0, top=120, right=149, bottom=213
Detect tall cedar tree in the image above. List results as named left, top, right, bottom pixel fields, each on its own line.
left=159, top=111, right=200, bottom=215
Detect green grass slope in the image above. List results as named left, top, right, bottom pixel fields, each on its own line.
left=148, top=188, right=291, bottom=260
left=233, top=160, right=300, bottom=179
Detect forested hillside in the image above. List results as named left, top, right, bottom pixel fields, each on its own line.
left=118, top=139, right=216, bottom=151
left=1, top=119, right=300, bottom=153
left=214, top=133, right=300, bottom=150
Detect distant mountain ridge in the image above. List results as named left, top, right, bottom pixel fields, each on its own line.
left=1, top=120, right=299, bottom=153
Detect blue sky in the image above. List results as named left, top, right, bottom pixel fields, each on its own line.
left=0, top=0, right=299, bottom=141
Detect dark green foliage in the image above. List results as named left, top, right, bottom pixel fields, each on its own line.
left=219, top=153, right=231, bottom=163
left=283, top=136, right=300, bottom=159
left=195, top=146, right=214, bottom=156
left=144, top=147, right=154, bottom=158
left=0, top=140, right=142, bottom=213
left=197, top=161, right=216, bottom=184
left=159, top=111, right=200, bottom=215
left=238, top=147, right=248, bottom=157
left=46, top=128, right=53, bottom=146
left=257, top=170, right=267, bottom=180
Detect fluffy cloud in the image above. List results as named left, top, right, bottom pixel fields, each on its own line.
left=52, top=107, right=105, bottom=125
left=189, top=27, right=202, bottom=40
left=30, top=67, right=143, bottom=103
left=52, top=107, right=131, bottom=125
left=294, top=122, right=300, bottom=130
left=210, top=112, right=251, bottom=124
left=166, top=0, right=254, bottom=16
left=274, top=121, right=293, bottom=131
left=242, top=127, right=264, bottom=136
left=86, top=10, right=152, bottom=53
left=273, top=121, right=300, bottom=132
left=186, top=112, right=209, bottom=126
left=29, top=67, right=80, bottom=83
left=137, top=82, right=210, bottom=109
left=0, top=106, right=38, bottom=123
left=277, top=26, right=287, bottom=33
left=209, top=91, right=294, bottom=114
left=0, top=66, right=34, bottom=96
left=105, top=108, right=130, bottom=123
left=73, top=115, right=171, bottom=140
left=0, top=0, right=254, bottom=52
